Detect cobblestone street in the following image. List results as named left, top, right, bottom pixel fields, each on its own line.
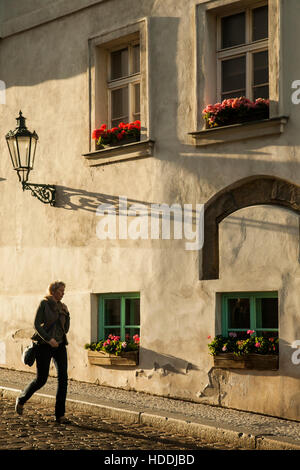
left=0, top=396, right=241, bottom=451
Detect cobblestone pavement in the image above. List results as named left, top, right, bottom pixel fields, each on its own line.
left=0, top=396, right=242, bottom=451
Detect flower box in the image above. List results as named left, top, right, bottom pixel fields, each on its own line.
left=87, top=349, right=139, bottom=366
left=202, top=97, right=269, bottom=129
left=92, top=121, right=141, bottom=150
left=96, top=134, right=140, bottom=150
left=213, top=353, right=279, bottom=370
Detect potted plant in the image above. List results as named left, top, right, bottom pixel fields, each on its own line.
left=202, top=97, right=269, bottom=129
left=92, top=120, right=141, bottom=150
left=207, top=331, right=279, bottom=370
left=85, top=334, right=140, bottom=366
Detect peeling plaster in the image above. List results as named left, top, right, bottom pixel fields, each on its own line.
left=198, top=368, right=229, bottom=405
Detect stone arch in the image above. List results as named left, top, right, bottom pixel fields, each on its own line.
left=201, top=175, right=300, bottom=280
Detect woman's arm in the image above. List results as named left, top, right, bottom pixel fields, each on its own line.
left=34, top=300, right=53, bottom=343
left=61, top=303, right=70, bottom=334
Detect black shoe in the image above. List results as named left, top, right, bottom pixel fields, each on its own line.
left=15, top=397, right=24, bottom=415
left=55, top=416, right=72, bottom=424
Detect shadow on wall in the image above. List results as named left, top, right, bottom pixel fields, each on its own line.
left=96, top=347, right=200, bottom=376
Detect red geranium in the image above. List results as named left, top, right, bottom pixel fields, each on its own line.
left=92, top=120, right=141, bottom=147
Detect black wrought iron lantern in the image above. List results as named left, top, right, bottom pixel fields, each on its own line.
left=5, top=111, right=56, bottom=205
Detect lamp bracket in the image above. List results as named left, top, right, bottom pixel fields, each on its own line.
left=22, top=182, right=56, bottom=206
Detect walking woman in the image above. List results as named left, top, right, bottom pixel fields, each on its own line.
left=15, top=281, right=70, bottom=424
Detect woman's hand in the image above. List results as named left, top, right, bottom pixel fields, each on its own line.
left=48, top=338, right=59, bottom=348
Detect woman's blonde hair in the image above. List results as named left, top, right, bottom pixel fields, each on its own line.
left=48, top=281, right=66, bottom=295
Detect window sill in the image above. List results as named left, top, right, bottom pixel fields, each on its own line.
left=87, top=350, right=139, bottom=366
left=83, top=139, right=155, bottom=166
left=189, top=117, right=289, bottom=147
left=213, top=353, right=279, bottom=371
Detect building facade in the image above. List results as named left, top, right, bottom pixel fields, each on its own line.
left=0, top=0, right=299, bottom=421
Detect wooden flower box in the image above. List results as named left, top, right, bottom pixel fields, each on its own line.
left=96, top=136, right=140, bottom=150
left=213, top=353, right=279, bottom=370
left=87, top=349, right=139, bottom=366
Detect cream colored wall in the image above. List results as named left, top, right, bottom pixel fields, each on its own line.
left=0, top=0, right=299, bottom=420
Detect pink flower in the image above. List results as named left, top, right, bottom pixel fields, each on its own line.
left=232, top=98, right=241, bottom=109
left=133, top=334, right=140, bottom=344
left=247, top=330, right=255, bottom=335
left=207, top=335, right=211, bottom=339
left=222, top=345, right=227, bottom=352
left=203, top=104, right=215, bottom=114
left=122, top=342, right=127, bottom=348
left=255, top=342, right=261, bottom=348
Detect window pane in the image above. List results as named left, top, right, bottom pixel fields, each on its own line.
left=228, top=298, right=250, bottom=329
left=104, top=299, right=120, bottom=325
left=104, top=327, right=121, bottom=338
left=252, top=6, right=268, bottom=41
left=256, top=298, right=278, bottom=329
left=221, top=90, right=246, bottom=102
left=134, top=83, right=140, bottom=115
left=125, top=328, right=140, bottom=341
left=253, top=51, right=268, bottom=85
left=111, top=86, right=129, bottom=121
left=111, top=48, right=128, bottom=80
left=253, top=85, right=269, bottom=100
left=125, top=298, right=140, bottom=326
left=221, top=12, right=245, bottom=49
left=132, top=44, right=140, bottom=74
left=222, top=56, right=246, bottom=94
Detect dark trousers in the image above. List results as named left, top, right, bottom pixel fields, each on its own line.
left=19, top=343, right=68, bottom=419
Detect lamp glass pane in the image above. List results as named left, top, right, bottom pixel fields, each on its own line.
left=7, top=138, right=19, bottom=169
left=16, top=136, right=31, bottom=168
left=30, top=137, right=38, bottom=170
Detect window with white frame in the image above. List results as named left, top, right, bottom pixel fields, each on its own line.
left=217, top=3, right=268, bottom=102
left=107, top=42, right=140, bottom=128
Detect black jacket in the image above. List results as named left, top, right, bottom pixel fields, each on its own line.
left=31, top=296, right=70, bottom=345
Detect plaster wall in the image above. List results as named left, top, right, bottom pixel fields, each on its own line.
left=0, top=0, right=299, bottom=420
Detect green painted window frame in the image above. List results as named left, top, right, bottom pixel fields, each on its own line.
left=98, top=292, right=140, bottom=342
left=221, top=291, right=278, bottom=336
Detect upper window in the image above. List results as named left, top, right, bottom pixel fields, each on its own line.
left=221, top=292, right=278, bottom=339
left=98, top=293, right=140, bottom=342
left=217, top=4, right=269, bottom=101
left=107, top=42, right=140, bottom=128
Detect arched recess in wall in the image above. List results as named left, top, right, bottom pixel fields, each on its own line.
left=201, top=175, right=300, bottom=280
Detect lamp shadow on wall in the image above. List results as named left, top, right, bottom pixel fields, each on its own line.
left=55, top=185, right=200, bottom=225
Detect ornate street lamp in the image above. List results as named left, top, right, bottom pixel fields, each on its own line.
left=5, top=111, right=56, bottom=206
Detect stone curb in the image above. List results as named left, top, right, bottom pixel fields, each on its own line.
left=1, top=386, right=300, bottom=451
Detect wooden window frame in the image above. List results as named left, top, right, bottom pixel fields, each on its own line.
left=221, top=291, right=278, bottom=336
left=98, top=292, right=140, bottom=342
left=107, top=41, right=141, bottom=128
left=216, top=1, right=269, bottom=102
